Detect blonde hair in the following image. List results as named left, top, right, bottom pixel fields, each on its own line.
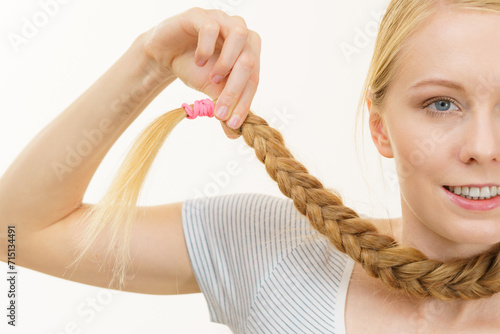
left=68, top=0, right=500, bottom=300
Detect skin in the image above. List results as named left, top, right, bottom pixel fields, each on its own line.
left=2, top=4, right=499, bottom=332
left=0, top=7, right=260, bottom=232
left=144, top=8, right=261, bottom=139
left=362, top=5, right=500, bottom=331
left=0, top=8, right=260, bottom=294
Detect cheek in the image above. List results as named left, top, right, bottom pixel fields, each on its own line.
left=390, top=123, right=453, bottom=186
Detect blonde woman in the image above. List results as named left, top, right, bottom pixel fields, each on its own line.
left=2, top=1, right=500, bottom=333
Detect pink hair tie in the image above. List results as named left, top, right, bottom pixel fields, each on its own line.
left=182, top=98, right=215, bottom=119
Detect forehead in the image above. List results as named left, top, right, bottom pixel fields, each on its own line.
left=392, top=6, right=500, bottom=90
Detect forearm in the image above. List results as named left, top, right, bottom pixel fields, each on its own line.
left=0, top=32, right=176, bottom=232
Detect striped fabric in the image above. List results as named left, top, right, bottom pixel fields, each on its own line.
left=182, top=192, right=355, bottom=334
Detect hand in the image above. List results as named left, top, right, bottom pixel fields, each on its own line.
left=143, top=7, right=261, bottom=139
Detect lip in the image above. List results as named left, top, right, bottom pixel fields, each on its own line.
left=442, top=186, right=500, bottom=211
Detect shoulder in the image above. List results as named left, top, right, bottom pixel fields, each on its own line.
left=181, top=192, right=313, bottom=251
left=182, top=192, right=306, bottom=227
left=183, top=192, right=289, bottom=211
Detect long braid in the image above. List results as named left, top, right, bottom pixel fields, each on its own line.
left=70, top=99, right=500, bottom=299
left=70, top=0, right=500, bottom=296
left=227, top=111, right=500, bottom=300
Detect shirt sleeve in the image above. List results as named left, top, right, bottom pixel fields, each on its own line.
left=181, top=192, right=315, bottom=332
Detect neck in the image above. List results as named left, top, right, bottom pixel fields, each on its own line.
left=410, top=295, right=500, bottom=329
left=386, top=202, right=500, bottom=327
left=398, top=214, right=495, bottom=261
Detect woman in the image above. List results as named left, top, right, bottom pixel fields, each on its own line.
left=2, top=0, right=500, bottom=333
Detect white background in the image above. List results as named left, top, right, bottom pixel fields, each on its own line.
left=0, top=0, right=400, bottom=333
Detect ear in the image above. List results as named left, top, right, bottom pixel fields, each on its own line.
left=367, top=94, right=394, bottom=159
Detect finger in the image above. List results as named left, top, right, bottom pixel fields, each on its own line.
left=215, top=32, right=261, bottom=129
left=226, top=70, right=259, bottom=130
left=213, top=50, right=255, bottom=125
left=220, top=121, right=241, bottom=139
left=194, top=22, right=220, bottom=67
left=209, top=20, right=248, bottom=83
left=181, top=8, right=224, bottom=67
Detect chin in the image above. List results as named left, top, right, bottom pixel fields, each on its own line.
left=431, top=218, right=500, bottom=256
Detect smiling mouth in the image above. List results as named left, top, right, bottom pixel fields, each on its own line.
left=443, top=185, right=499, bottom=200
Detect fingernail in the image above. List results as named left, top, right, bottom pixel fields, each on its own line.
left=197, top=60, right=206, bottom=67
left=227, top=115, right=240, bottom=129
left=215, top=106, right=228, bottom=119
left=212, top=75, right=223, bottom=84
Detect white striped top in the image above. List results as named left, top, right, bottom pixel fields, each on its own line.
left=182, top=192, right=356, bottom=333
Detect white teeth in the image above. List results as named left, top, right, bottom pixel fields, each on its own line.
left=469, top=187, right=480, bottom=197
left=447, top=186, right=499, bottom=200
left=480, top=186, right=491, bottom=198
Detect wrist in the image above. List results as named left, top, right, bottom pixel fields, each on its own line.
left=132, top=31, right=177, bottom=92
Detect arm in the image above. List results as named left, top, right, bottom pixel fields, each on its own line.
left=0, top=7, right=261, bottom=294
left=0, top=7, right=260, bottom=235
left=0, top=33, right=174, bottom=233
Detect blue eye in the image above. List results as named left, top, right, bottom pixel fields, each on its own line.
left=434, top=100, right=453, bottom=111
left=424, top=97, right=460, bottom=117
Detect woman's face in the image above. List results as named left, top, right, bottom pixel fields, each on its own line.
left=370, top=6, right=500, bottom=259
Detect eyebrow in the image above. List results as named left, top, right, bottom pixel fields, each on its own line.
left=409, top=79, right=466, bottom=93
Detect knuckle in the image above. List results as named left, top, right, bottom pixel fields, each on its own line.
left=216, top=58, right=233, bottom=71
left=231, top=15, right=247, bottom=27
left=208, top=8, right=229, bottom=19
left=248, top=72, right=260, bottom=85
left=220, top=90, right=239, bottom=104
left=238, top=53, right=256, bottom=71
left=203, top=22, right=220, bottom=34
left=251, top=30, right=262, bottom=45
left=232, top=25, right=248, bottom=39
left=188, top=7, right=205, bottom=16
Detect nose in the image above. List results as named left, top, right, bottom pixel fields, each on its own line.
left=459, top=107, right=500, bottom=165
